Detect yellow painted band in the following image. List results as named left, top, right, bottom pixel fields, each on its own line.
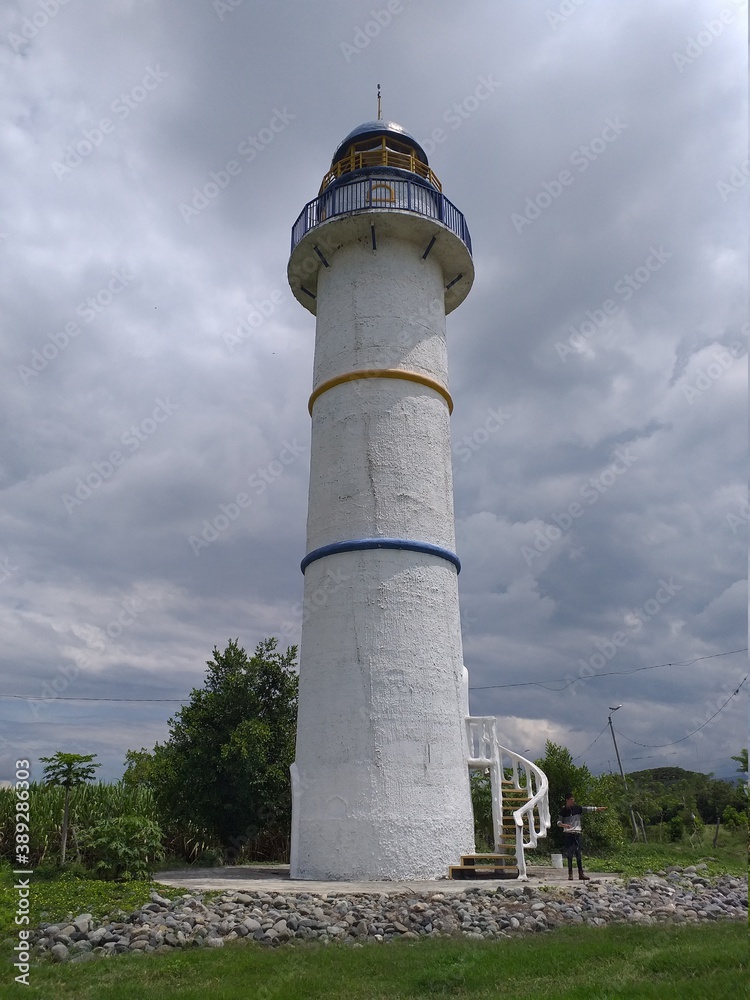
left=308, top=369, right=454, bottom=416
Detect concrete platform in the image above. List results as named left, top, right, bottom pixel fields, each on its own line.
left=154, top=864, right=623, bottom=896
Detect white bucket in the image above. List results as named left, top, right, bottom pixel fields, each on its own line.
left=551, top=853, right=563, bottom=869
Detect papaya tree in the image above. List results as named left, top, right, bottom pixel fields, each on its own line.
left=39, top=752, right=100, bottom=864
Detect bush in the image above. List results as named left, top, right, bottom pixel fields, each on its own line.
left=196, top=848, right=224, bottom=867
left=667, top=816, right=685, bottom=842
left=33, top=859, right=92, bottom=881
left=78, top=815, right=164, bottom=880
left=721, top=805, right=747, bottom=830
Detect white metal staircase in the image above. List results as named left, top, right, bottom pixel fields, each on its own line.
left=456, top=715, right=551, bottom=880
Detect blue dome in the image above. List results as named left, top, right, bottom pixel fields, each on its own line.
left=332, top=120, right=429, bottom=166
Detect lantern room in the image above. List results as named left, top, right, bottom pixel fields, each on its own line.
left=320, top=119, right=441, bottom=192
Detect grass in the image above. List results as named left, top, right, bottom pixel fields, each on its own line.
left=0, top=841, right=745, bottom=997
left=0, top=922, right=745, bottom=998
left=0, top=864, right=179, bottom=939
left=526, top=829, right=747, bottom=878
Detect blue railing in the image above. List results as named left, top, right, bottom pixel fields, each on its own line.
left=291, top=176, right=472, bottom=256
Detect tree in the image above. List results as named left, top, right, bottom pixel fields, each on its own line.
left=126, top=638, right=298, bottom=858
left=122, top=748, right=157, bottom=789
left=534, top=741, right=620, bottom=849
left=39, top=752, right=100, bottom=864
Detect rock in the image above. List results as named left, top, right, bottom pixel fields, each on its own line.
left=73, top=914, right=93, bottom=933
left=70, top=951, right=96, bottom=963
left=24, top=872, right=747, bottom=962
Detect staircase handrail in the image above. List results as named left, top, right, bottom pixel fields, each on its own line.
left=497, top=743, right=551, bottom=880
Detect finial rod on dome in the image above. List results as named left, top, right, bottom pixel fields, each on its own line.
left=377, top=83, right=382, bottom=121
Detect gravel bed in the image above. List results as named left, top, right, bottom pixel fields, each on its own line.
left=31, top=865, right=747, bottom=962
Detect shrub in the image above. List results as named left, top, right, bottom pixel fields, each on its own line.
left=33, top=859, right=92, bottom=881
left=78, top=815, right=164, bottom=880
left=667, top=816, right=685, bottom=842
left=722, top=805, right=747, bottom=830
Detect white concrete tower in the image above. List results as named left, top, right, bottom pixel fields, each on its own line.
left=287, top=117, right=475, bottom=880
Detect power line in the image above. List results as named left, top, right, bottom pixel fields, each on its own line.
left=572, top=723, right=609, bottom=761
left=0, top=649, right=745, bottom=706
left=612, top=676, right=747, bottom=748
left=623, top=752, right=679, bottom=761
left=0, top=694, right=186, bottom=703
left=469, top=647, right=746, bottom=692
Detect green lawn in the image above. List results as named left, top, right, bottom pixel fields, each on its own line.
left=1, top=842, right=746, bottom=998
left=526, top=829, right=747, bottom=877
left=0, top=869, right=178, bottom=939
left=0, top=922, right=745, bottom=999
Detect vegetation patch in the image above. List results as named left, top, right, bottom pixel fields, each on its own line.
left=0, top=922, right=745, bottom=999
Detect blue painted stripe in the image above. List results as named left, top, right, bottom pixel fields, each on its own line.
left=301, top=537, right=461, bottom=573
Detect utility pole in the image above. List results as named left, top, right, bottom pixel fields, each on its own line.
left=608, top=705, right=640, bottom=842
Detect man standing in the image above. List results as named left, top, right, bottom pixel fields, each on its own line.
left=557, top=792, right=607, bottom=881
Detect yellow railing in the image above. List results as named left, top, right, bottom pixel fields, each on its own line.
left=320, top=140, right=442, bottom=193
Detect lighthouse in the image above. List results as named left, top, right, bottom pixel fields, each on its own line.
left=287, top=113, right=476, bottom=880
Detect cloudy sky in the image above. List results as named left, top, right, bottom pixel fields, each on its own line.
left=1, top=0, right=746, bottom=786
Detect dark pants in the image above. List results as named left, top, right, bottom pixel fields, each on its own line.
left=563, top=832, right=583, bottom=873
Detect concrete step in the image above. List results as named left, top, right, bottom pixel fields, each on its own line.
left=460, top=853, right=516, bottom=863
left=449, top=864, right=519, bottom=880
left=449, top=852, right=520, bottom=880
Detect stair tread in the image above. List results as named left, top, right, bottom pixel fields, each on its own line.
left=449, top=864, right=519, bottom=870
left=450, top=866, right=518, bottom=872
left=449, top=865, right=519, bottom=880
left=460, top=854, right=516, bottom=861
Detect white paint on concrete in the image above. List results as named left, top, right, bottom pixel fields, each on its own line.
left=288, top=210, right=474, bottom=316
left=313, top=237, right=449, bottom=387
left=289, top=192, right=475, bottom=880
